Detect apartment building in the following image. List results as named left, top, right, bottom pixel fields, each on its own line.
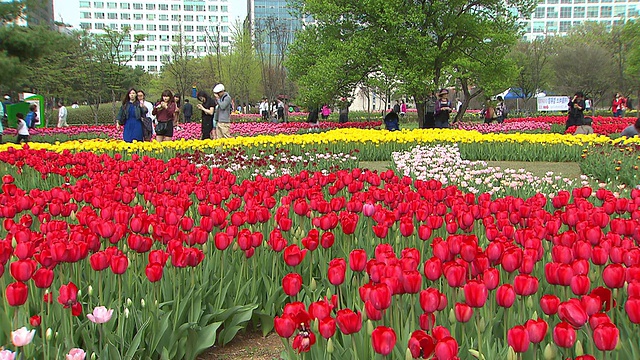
left=77, top=0, right=235, bottom=73
left=521, top=0, right=640, bottom=40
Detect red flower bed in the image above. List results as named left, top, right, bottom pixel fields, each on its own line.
left=506, top=116, right=636, bottom=135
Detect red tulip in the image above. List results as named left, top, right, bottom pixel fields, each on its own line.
left=308, top=299, right=333, bottom=321
left=292, top=329, right=316, bottom=353
left=283, top=245, right=307, bottom=267
left=443, top=263, right=466, bottom=287
left=553, top=322, right=577, bottom=348
left=110, top=254, right=128, bottom=275
left=570, top=275, right=591, bottom=296
left=57, top=282, right=78, bottom=307
left=5, top=282, right=28, bottom=306
left=423, top=257, right=442, bottom=281
left=420, top=288, right=441, bottom=313
left=593, top=323, right=619, bottom=351
left=419, top=312, right=436, bottom=331
left=90, top=252, right=110, bottom=271
left=274, top=315, right=296, bottom=338
left=327, top=258, right=346, bottom=286
left=558, top=299, right=588, bottom=328
left=463, top=280, right=488, bottom=308
left=349, top=249, right=367, bottom=272
left=371, top=326, right=396, bottom=356
left=482, top=268, right=500, bottom=290
left=603, top=264, right=626, bottom=288
left=575, top=356, right=597, bottom=360
left=282, top=273, right=303, bottom=296
left=336, top=309, right=362, bottom=334
left=30, top=315, right=41, bottom=327
left=145, top=263, right=164, bottom=282
left=507, top=325, right=530, bottom=353
left=626, top=297, right=640, bottom=323
left=496, top=284, right=516, bottom=308
left=318, top=317, right=336, bottom=339
left=525, top=318, right=548, bottom=343
left=402, top=270, right=422, bottom=294
left=408, top=330, right=436, bottom=359
left=434, top=337, right=459, bottom=360
left=581, top=294, right=602, bottom=316
left=589, top=313, right=612, bottom=330
left=32, top=268, right=54, bottom=288
left=454, top=302, right=473, bottom=323
left=370, top=283, right=392, bottom=310
left=540, top=294, right=561, bottom=315
left=10, top=259, right=36, bottom=282
left=365, top=300, right=383, bottom=321
left=513, top=274, right=539, bottom=296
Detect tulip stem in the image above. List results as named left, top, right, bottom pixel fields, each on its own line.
left=476, top=311, right=482, bottom=359
left=351, top=334, right=359, bottom=360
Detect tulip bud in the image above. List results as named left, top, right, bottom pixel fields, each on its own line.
left=202, top=242, right=208, bottom=253
left=141, top=299, right=146, bottom=308
left=126, top=298, right=132, bottom=307
left=77, top=289, right=83, bottom=297
left=575, top=340, right=583, bottom=356
left=312, top=319, right=319, bottom=333
left=327, top=338, right=334, bottom=353
left=449, top=309, right=456, bottom=323
left=45, top=328, right=52, bottom=340
left=124, top=308, right=130, bottom=319
left=506, top=347, right=517, bottom=360
left=530, top=311, right=538, bottom=320
left=354, top=237, right=359, bottom=245
left=70, top=211, right=77, bottom=221
left=88, top=285, right=93, bottom=296
left=543, top=343, right=557, bottom=360
left=616, top=340, right=622, bottom=350
left=154, top=300, right=158, bottom=307
left=122, top=244, right=129, bottom=252
left=232, top=242, right=239, bottom=251
left=526, top=297, right=534, bottom=309
left=91, top=353, right=97, bottom=360
left=367, top=320, right=374, bottom=336
left=326, top=287, right=333, bottom=298
left=405, top=348, right=413, bottom=360
left=476, top=317, right=486, bottom=333
left=148, top=224, right=154, bottom=234
left=310, top=278, right=317, bottom=291
left=469, top=349, right=486, bottom=360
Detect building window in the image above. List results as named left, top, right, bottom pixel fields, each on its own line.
left=159, top=14, right=168, bottom=21
left=121, top=13, right=130, bottom=20
left=587, top=0, right=599, bottom=3
left=108, top=13, right=117, bottom=19
left=133, top=3, right=142, bottom=10
left=197, top=46, right=206, bottom=53
left=80, top=12, right=91, bottom=19
left=172, top=25, right=180, bottom=32
left=614, top=5, right=626, bottom=17
left=209, top=16, right=219, bottom=22
left=172, top=15, right=181, bottom=21
left=94, top=2, right=104, bottom=8
left=559, top=20, right=572, bottom=32
left=171, top=5, right=180, bottom=11
left=109, top=23, right=117, bottom=29
left=629, top=5, right=639, bottom=17
left=148, top=65, right=157, bottom=72
left=600, top=0, right=612, bottom=3
left=221, top=26, right=229, bottom=32
left=197, top=26, right=206, bottom=32
left=185, top=25, right=194, bottom=32
left=196, top=15, right=205, bottom=22
left=185, top=15, right=194, bottom=21
left=221, top=16, right=228, bottom=22
left=95, top=23, right=105, bottom=29
left=221, top=5, right=228, bottom=12
left=560, top=7, right=572, bottom=17
left=146, top=14, right=155, bottom=20
left=209, top=5, right=218, bottom=11
left=159, top=4, right=168, bottom=10
left=95, top=12, right=105, bottom=19
left=159, top=25, right=169, bottom=31
left=185, top=36, right=194, bottom=42
left=172, top=35, right=180, bottom=41
left=134, top=13, right=142, bottom=20
left=146, top=3, right=155, bottom=10
left=147, top=55, right=157, bottom=61
left=197, top=35, right=206, bottom=42
left=547, top=7, right=558, bottom=18
left=146, top=35, right=156, bottom=41
left=80, top=22, right=92, bottom=29
left=185, top=5, right=194, bottom=11
left=561, top=0, right=572, bottom=3
left=574, top=0, right=585, bottom=3
left=147, top=44, right=157, bottom=50
left=106, top=2, right=116, bottom=8
left=135, top=55, right=144, bottom=61
left=587, top=6, right=599, bottom=16
left=160, top=45, right=169, bottom=51
left=160, top=35, right=169, bottom=41
left=80, top=1, right=90, bottom=8
left=160, top=54, right=170, bottom=62
left=221, top=36, right=229, bottom=42
left=546, top=21, right=558, bottom=32
left=601, top=6, right=612, bottom=17
left=574, top=7, right=585, bottom=17
left=195, top=5, right=205, bottom=11
left=147, top=24, right=156, bottom=31
left=120, top=3, right=129, bottom=9
left=133, top=23, right=143, bottom=30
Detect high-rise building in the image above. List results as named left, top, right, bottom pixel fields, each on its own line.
left=247, top=0, right=306, bottom=55
left=26, top=0, right=55, bottom=28
left=521, top=0, right=640, bottom=40
left=77, top=0, right=235, bottom=73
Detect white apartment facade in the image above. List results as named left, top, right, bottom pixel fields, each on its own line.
left=77, top=0, right=234, bottom=73
left=521, top=0, right=640, bottom=40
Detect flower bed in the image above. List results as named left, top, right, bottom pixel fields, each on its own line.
left=506, top=116, right=637, bottom=135
left=0, top=147, right=639, bottom=359
left=452, top=121, right=551, bottom=133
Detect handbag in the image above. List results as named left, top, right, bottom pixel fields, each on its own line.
left=142, top=117, right=153, bottom=141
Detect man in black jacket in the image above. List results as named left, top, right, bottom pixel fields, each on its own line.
left=183, top=99, right=193, bottom=123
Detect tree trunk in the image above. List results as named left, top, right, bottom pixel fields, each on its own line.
left=457, top=78, right=484, bottom=122
left=414, top=97, right=425, bottom=128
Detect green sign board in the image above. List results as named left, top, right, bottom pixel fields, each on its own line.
left=6, top=93, right=45, bottom=129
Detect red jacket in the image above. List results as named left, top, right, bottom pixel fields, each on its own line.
left=612, top=97, right=627, bottom=112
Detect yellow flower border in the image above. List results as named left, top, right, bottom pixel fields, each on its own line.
left=1, top=129, right=638, bottom=154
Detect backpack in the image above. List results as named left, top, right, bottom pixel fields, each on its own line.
left=25, top=111, right=38, bottom=128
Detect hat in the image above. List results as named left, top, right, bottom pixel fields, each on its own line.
left=3, top=95, right=9, bottom=100
left=213, top=84, right=225, bottom=93
left=438, top=89, right=449, bottom=96
left=583, top=117, right=593, bottom=125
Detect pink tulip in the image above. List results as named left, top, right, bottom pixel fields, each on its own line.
left=87, top=306, right=114, bottom=324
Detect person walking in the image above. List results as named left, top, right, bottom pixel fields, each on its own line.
left=611, top=93, right=627, bottom=118
left=183, top=99, right=193, bottom=123
left=152, top=90, right=177, bottom=142
left=15, top=112, right=29, bottom=143
left=259, top=98, right=269, bottom=121
left=116, top=88, right=148, bottom=143
left=213, top=84, right=232, bottom=138
left=566, top=91, right=586, bottom=131
left=57, top=101, right=68, bottom=127
left=321, top=104, right=331, bottom=120
left=400, top=100, right=407, bottom=118
left=424, top=92, right=437, bottom=129
left=196, top=90, right=216, bottom=140
left=137, top=90, right=155, bottom=140
left=434, top=89, right=452, bottom=128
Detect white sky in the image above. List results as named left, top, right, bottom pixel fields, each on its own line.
left=53, top=0, right=248, bottom=28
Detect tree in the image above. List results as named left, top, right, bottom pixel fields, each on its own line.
left=287, top=0, right=535, bottom=126
left=509, top=38, right=554, bottom=107
left=162, top=28, right=198, bottom=110
left=227, top=20, right=261, bottom=107
left=254, top=17, right=297, bottom=101
left=622, top=19, right=640, bottom=117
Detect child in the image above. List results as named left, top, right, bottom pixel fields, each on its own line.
left=25, top=104, right=39, bottom=129
left=16, top=112, right=29, bottom=143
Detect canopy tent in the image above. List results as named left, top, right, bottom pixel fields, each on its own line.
left=496, top=88, right=546, bottom=111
